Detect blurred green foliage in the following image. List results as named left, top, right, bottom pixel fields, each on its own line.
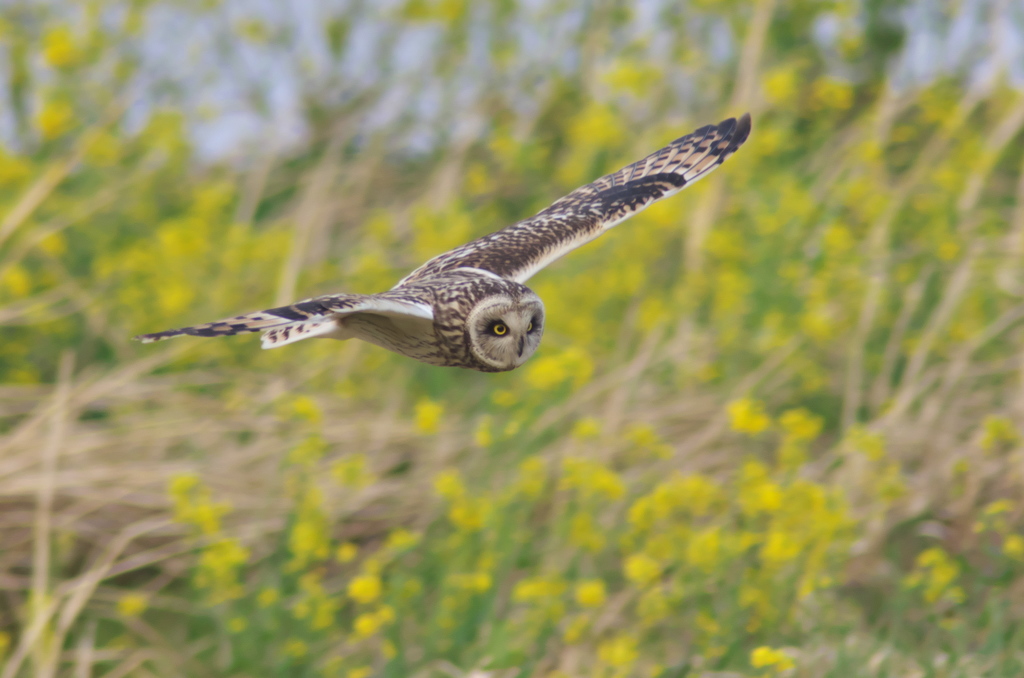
left=3, top=1, right=1024, bottom=677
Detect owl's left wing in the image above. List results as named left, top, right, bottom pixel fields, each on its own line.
left=134, top=292, right=434, bottom=349
left=398, top=113, right=750, bottom=286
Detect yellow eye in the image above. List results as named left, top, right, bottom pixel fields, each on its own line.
left=527, top=322, right=533, bottom=332
left=493, top=323, right=508, bottom=336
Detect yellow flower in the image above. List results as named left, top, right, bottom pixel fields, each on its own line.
left=116, top=593, right=148, bottom=617
left=569, top=513, right=606, bottom=552
left=336, top=542, right=359, bottom=563
left=282, top=395, right=322, bottom=423
left=598, top=634, right=638, bottom=667
left=750, top=646, right=795, bottom=672
left=810, top=78, right=853, bottom=110
left=228, top=617, right=248, bottom=633
left=937, top=240, right=960, bottom=261
left=763, top=66, right=799, bottom=106
left=347, top=668, right=372, bottom=678
left=473, top=416, right=493, bottom=446
left=559, top=458, right=624, bottom=501
left=903, top=547, right=964, bottom=605
left=845, top=426, right=886, bottom=460
left=448, top=497, right=491, bottom=531
left=284, top=639, right=307, bottom=658
left=353, top=612, right=381, bottom=638
left=36, top=100, right=74, bottom=140
left=685, top=527, right=723, bottom=572
left=601, top=58, right=661, bottom=97
left=414, top=398, right=444, bottom=434
left=434, top=469, right=466, bottom=500
left=257, top=588, right=280, bottom=607
left=513, top=576, right=566, bottom=602
left=761, top=530, right=802, bottom=567
left=624, top=553, right=661, bottom=587
left=727, top=398, right=772, bottom=435
left=386, top=528, right=420, bottom=551
left=778, top=408, right=823, bottom=442
left=980, top=416, right=1018, bottom=452
left=524, top=347, right=594, bottom=391
left=352, top=606, right=394, bottom=639
left=331, top=454, right=372, bottom=488
left=512, top=457, right=547, bottom=498
left=563, top=614, right=589, bottom=643
left=1004, top=535, right=1024, bottom=560
left=195, top=539, right=249, bottom=604
left=637, top=586, right=670, bottom=625
left=574, top=579, right=607, bottom=608
left=450, top=572, right=492, bottom=592
left=43, top=26, right=80, bottom=68
left=289, top=435, right=327, bottom=467
left=571, top=417, right=602, bottom=440
left=348, top=574, right=383, bottom=604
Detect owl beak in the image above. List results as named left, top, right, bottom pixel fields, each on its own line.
left=517, top=336, right=525, bottom=357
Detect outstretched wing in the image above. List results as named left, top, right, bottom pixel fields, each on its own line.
left=134, top=292, right=434, bottom=349
left=398, top=114, right=751, bottom=286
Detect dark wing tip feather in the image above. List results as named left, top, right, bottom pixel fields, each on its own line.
left=731, top=112, right=752, bottom=148
left=133, top=329, right=185, bottom=343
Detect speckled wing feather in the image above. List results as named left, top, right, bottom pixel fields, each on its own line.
left=398, top=113, right=751, bottom=286
left=134, top=293, right=434, bottom=349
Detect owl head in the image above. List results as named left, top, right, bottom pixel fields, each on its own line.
left=465, top=288, right=545, bottom=372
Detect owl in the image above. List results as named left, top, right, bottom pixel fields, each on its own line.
left=136, top=114, right=751, bottom=372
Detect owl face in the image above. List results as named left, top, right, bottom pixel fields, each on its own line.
left=466, top=293, right=545, bottom=372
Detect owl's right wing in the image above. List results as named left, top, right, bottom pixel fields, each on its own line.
left=134, top=291, right=434, bottom=349
left=397, top=114, right=750, bottom=286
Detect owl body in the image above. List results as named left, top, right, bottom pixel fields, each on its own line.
left=136, top=114, right=751, bottom=372
left=339, top=271, right=544, bottom=372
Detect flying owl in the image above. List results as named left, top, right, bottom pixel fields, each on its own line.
left=136, top=113, right=751, bottom=372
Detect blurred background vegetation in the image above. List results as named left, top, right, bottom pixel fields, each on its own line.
left=3, top=0, right=1024, bottom=676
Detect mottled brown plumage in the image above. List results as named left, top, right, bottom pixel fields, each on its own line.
left=136, top=114, right=751, bottom=372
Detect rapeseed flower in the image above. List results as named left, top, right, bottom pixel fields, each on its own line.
left=448, top=496, right=491, bottom=531
left=473, top=416, right=493, bottom=446
left=778, top=408, right=823, bottom=442
left=511, top=456, right=547, bottom=498
left=563, top=614, right=589, bottom=643
left=559, top=458, right=624, bottom=501
left=257, top=588, right=280, bottom=607
left=386, top=528, right=420, bottom=551
left=43, top=26, right=80, bottom=68
left=332, top=454, right=372, bottom=488
left=574, top=579, right=606, bottom=608
left=751, top=645, right=795, bottom=672
left=624, top=553, right=661, bottom=587
left=1004, top=535, right=1024, bottom=560
left=598, top=634, right=638, bottom=667
left=434, top=469, right=466, bottom=500
left=289, top=435, right=327, bottom=468
left=728, top=398, right=771, bottom=435
left=348, top=574, right=383, bottom=604
left=636, top=586, right=670, bottom=625
left=513, top=576, right=566, bottom=602
left=195, top=538, right=249, bottom=604
left=414, top=398, right=444, bottom=434
left=980, top=415, right=1018, bottom=452
left=569, top=513, right=606, bottom=552
left=117, top=593, right=148, bottom=617
left=284, top=639, right=307, bottom=658
left=903, top=547, right=965, bottom=605
left=571, top=417, right=602, bottom=440
left=763, top=66, right=799, bottom=106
